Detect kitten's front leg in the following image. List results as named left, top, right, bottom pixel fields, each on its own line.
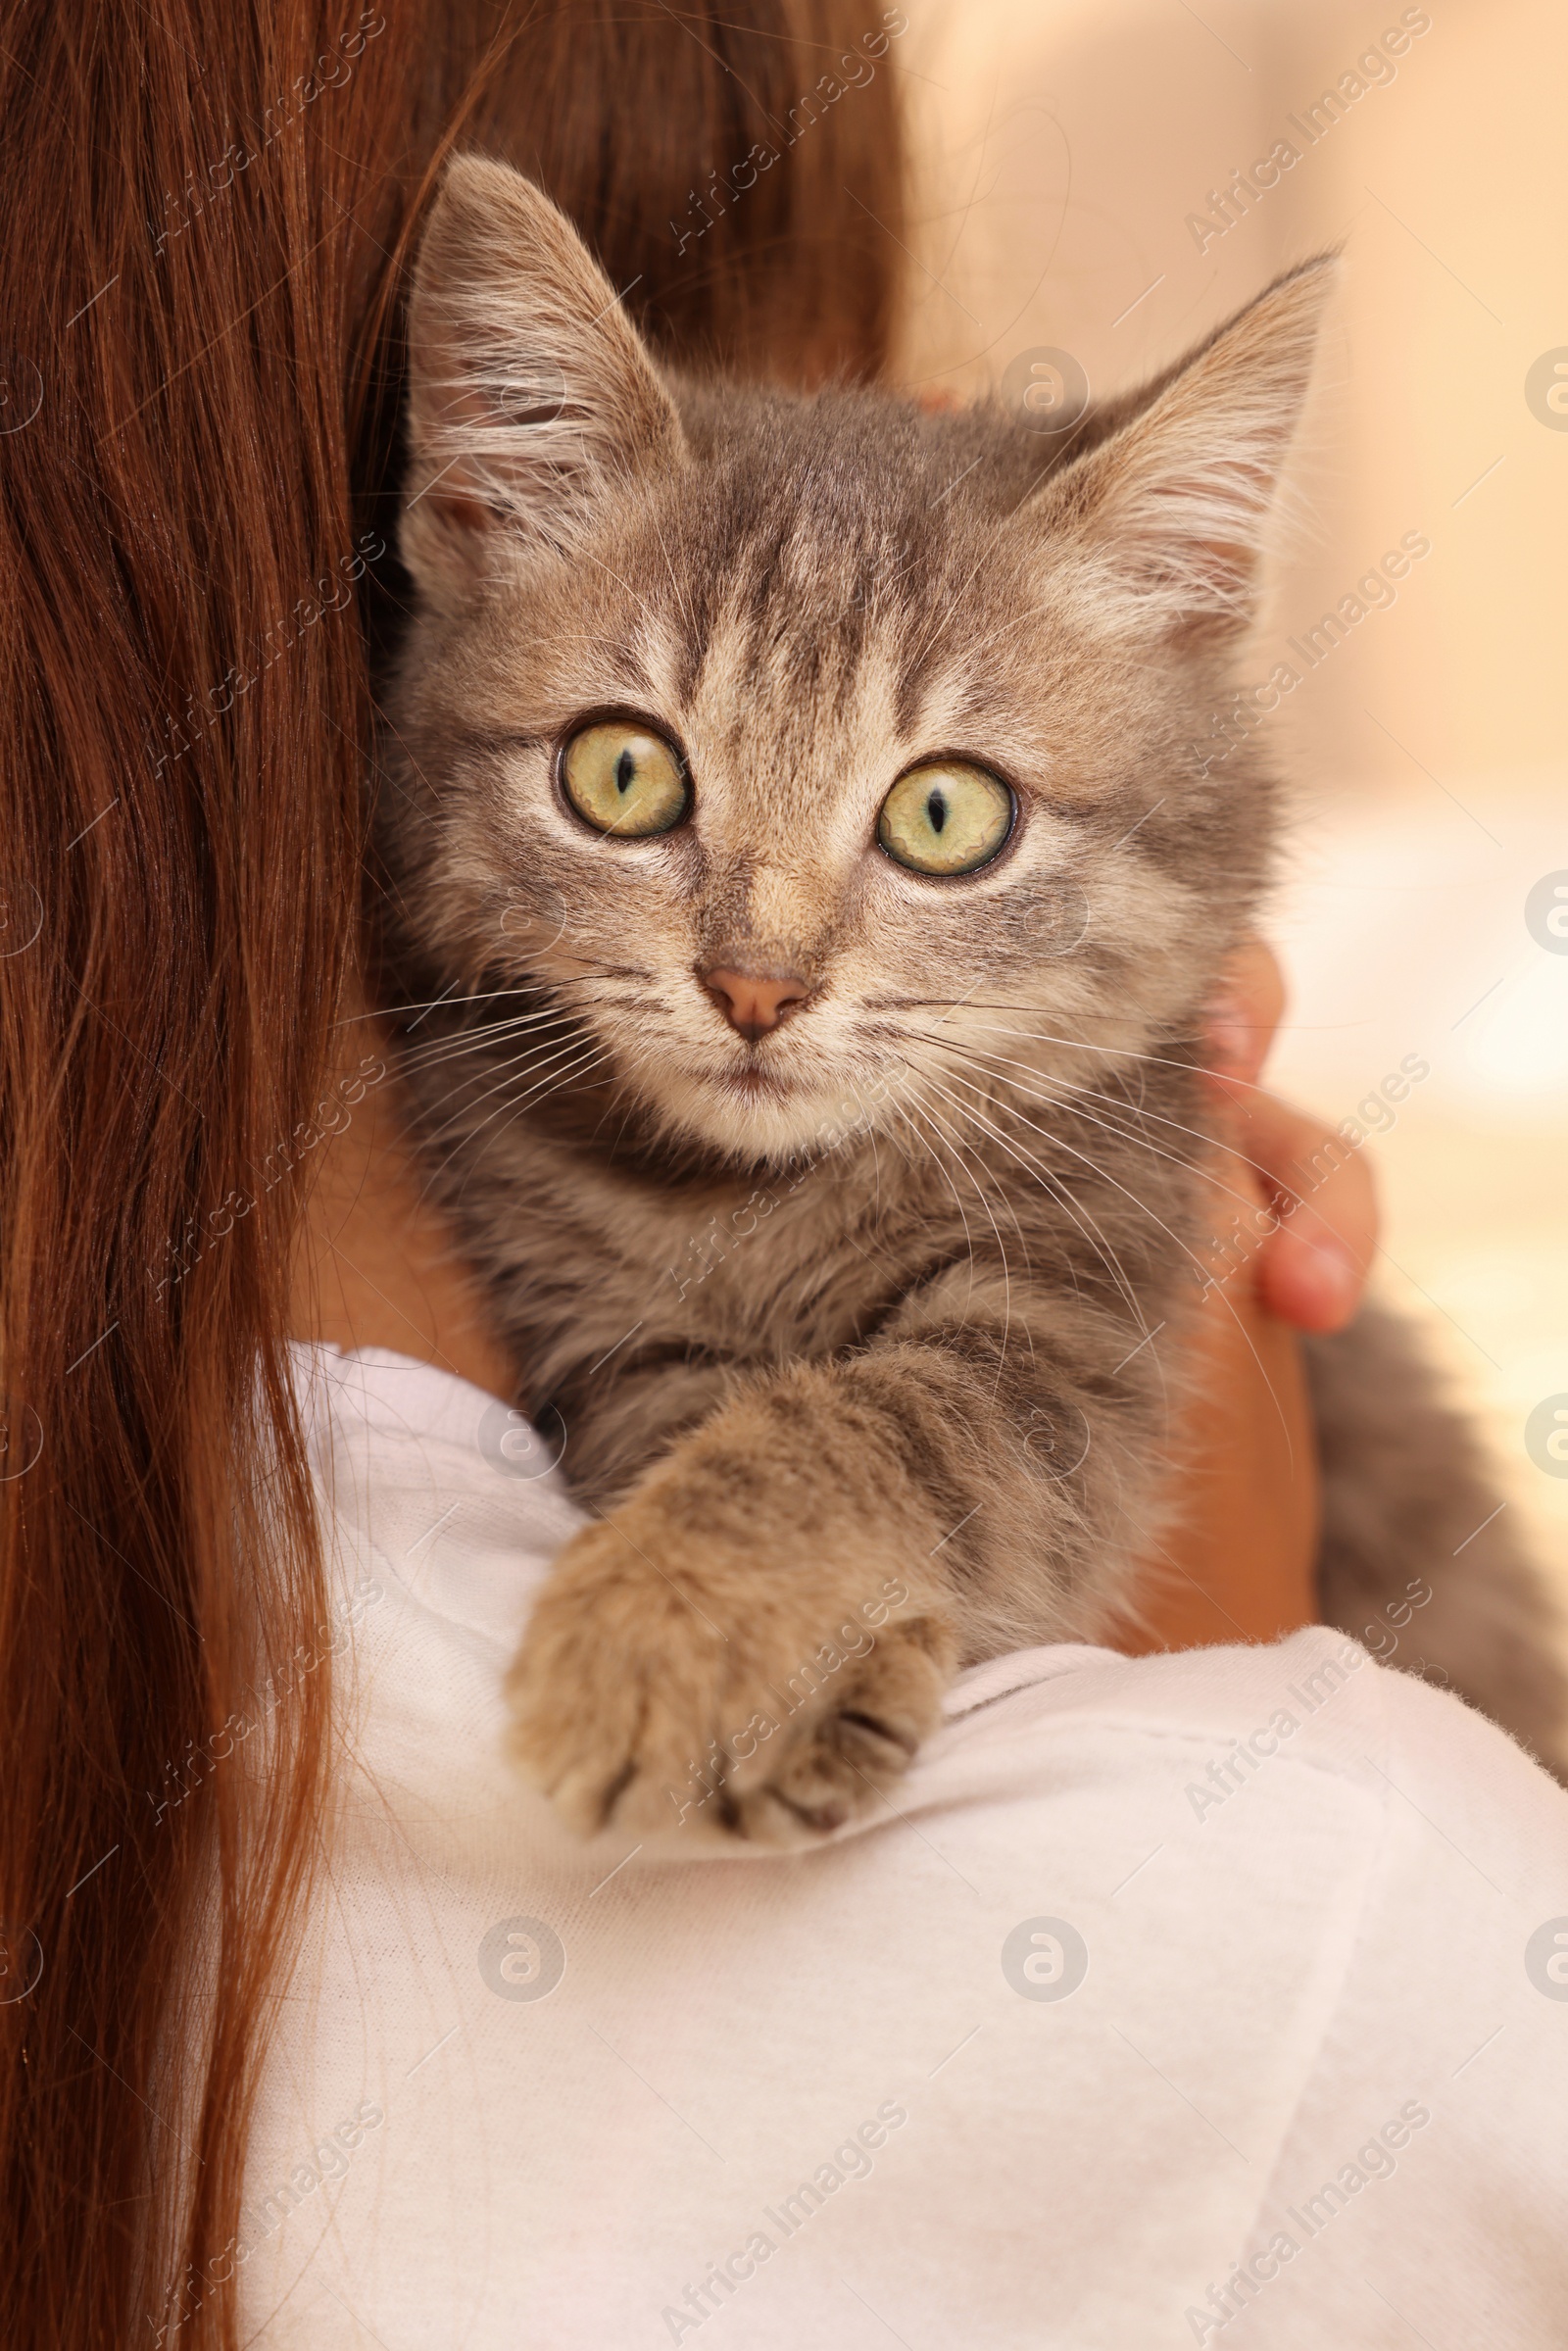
left=505, top=1331, right=1116, bottom=1843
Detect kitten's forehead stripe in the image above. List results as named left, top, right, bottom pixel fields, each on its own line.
left=664, top=398, right=1011, bottom=752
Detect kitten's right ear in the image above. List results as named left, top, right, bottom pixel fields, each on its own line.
left=1024, top=256, right=1336, bottom=636
left=401, top=154, right=684, bottom=601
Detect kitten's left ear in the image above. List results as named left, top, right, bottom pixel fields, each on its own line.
left=1027, top=256, right=1337, bottom=634
left=401, top=154, right=685, bottom=601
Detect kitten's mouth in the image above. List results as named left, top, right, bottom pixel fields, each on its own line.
left=723, top=1065, right=791, bottom=1098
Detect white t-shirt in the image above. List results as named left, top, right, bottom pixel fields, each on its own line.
left=233, top=1344, right=1568, bottom=2349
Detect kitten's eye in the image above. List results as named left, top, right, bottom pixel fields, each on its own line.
left=877, top=760, right=1013, bottom=877
left=561, top=720, right=690, bottom=837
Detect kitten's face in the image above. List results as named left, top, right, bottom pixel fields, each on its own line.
left=385, top=160, right=1328, bottom=1166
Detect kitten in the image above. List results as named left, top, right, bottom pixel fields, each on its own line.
left=373, top=154, right=1564, bottom=1841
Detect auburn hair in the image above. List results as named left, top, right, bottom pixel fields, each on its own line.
left=0, top=3, right=904, bottom=2340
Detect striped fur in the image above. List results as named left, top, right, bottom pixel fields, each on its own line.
left=373, top=159, right=1564, bottom=1841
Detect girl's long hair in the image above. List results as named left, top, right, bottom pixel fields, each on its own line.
left=0, top=4, right=903, bottom=2341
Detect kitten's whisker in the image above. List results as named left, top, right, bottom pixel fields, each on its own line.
left=893, top=1062, right=1025, bottom=1245
left=440, top=1046, right=613, bottom=1176
left=902, top=1057, right=1140, bottom=1332
left=859, top=1080, right=896, bottom=1218
left=922, top=1035, right=1298, bottom=1222
left=395, top=1037, right=611, bottom=1219
left=974, top=1073, right=1250, bottom=1209
left=398, top=997, right=578, bottom=1043
left=924, top=1035, right=1233, bottom=1184
left=394, top=968, right=660, bottom=1081
left=905, top=1053, right=1152, bottom=1339
left=584, top=1071, right=654, bottom=1157
left=917, top=1060, right=1295, bottom=1452
left=397, top=1005, right=585, bottom=1079
left=369, top=968, right=621, bottom=1025
left=909, top=1091, right=1175, bottom=1413
left=925, top=1057, right=1209, bottom=1291
left=934, top=1034, right=1211, bottom=1141
left=400, top=1032, right=574, bottom=1089
left=360, top=986, right=523, bottom=1023
left=445, top=1050, right=614, bottom=1202
left=896, top=1084, right=1028, bottom=1378
left=889, top=1100, right=982, bottom=1316
left=417, top=1031, right=607, bottom=1151
left=884, top=1002, right=1273, bottom=1102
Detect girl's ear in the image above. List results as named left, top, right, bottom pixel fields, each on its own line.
left=1027, top=256, right=1337, bottom=635
left=401, top=154, right=685, bottom=603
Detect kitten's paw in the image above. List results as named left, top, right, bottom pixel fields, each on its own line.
left=503, top=1511, right=956, bottom=1846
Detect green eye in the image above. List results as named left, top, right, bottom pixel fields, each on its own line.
left=561, top=720, right=690, bottom=837
left=877, top=760, right=1013, bottom=876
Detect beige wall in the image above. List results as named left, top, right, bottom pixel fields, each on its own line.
left=895, top=0, right=1568, bottom=1577
left=898, top=0, right=1567, bottom=775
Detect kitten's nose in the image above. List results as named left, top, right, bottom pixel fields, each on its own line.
left=700, top=964, right=812, bottom=1043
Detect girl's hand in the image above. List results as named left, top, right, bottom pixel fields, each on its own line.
left=1202, top=939, right=1376, bottom=1334
left=1111, top=941, right=1379, bottom=1654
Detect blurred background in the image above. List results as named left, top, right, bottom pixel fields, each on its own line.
left=892, top=0, right=1568, bottom=1601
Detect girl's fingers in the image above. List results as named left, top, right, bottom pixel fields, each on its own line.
left=1203, top=937, right=1287, bottom=1092
left=1248, top=1095, right=1378, bottom=1334
left=1200, top=936, right=1380, bottom=1335
left=1257, top=1207, right=1365, bottom=1332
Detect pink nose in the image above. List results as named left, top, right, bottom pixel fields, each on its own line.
left=700, top=965, right=811, bottom=1043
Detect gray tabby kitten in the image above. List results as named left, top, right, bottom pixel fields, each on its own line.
left=373, top=155, right=1563, bottom=1841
